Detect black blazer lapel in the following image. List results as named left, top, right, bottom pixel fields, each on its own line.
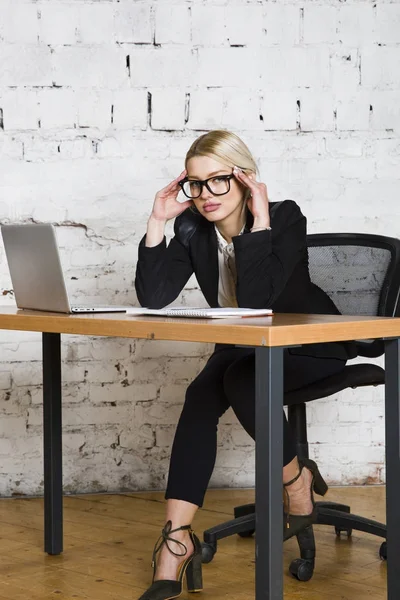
left=191, top=207, right=258, bottom=307
left=192, top=221, right=220, bottom=308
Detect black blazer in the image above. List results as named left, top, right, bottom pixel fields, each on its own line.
left=135, top=200, right=356, bottom=360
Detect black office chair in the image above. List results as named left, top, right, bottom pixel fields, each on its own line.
left=201, top=233, right=400, bottom=581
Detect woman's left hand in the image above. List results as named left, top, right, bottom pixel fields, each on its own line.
left=233, top=166, right=271, bottom=228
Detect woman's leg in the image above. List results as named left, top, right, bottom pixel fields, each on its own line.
left=154, top=499, right=199, bottom=581
left=223, top=350, right=346, bottom=514
left=156, top=346, right=253, bottom=581
left=165, top=346, right=253, bottom=506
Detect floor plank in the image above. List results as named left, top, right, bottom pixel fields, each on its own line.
left=0, top=486, right=387, bottom=599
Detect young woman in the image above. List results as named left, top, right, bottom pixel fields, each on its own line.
left=135, top=130, right=356, bottom=600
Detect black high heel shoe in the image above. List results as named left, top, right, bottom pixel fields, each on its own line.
left=283, top=457, right=328, bottom=541
left=138, top=520, right=203, bottom=600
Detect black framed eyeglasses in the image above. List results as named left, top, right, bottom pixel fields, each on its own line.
left=179, top=174, right=235, bottom=199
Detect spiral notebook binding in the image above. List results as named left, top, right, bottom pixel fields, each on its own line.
left=165, top=309, right=202, bottom=317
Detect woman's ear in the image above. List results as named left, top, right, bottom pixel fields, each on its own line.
left=244, top=189, right=252, bottom=202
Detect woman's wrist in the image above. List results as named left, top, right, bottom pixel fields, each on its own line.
left=146, top=215, right=167, bottom=247
left=251, top=216, right=271, bottom=232
left=148, top=214, right=167, bottom=226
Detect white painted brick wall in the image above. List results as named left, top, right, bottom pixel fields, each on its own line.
left=155, top=6, right=191, bottom=45
left=0, top=0, right=399, bottom=497
left=151, top=90, right=187, bottom=130
left=225, top=5, right=263, bottom=47
left=303, top=6, right=337, bottom=45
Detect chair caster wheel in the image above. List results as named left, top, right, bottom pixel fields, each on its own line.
left=335, top=526, right=352, bottom=538
left=201, top=542, right=217, bottom=564
left=379, top=541, right=387, bottom=561
left=238, top=529, right=255, bottom=538
left=289, top=558, right=315, bottom=582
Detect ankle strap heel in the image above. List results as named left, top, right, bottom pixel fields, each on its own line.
left=283, top=458, right=328, bottom=542
left=186, top=548, right=203, bottom=593
left=137, top=521, right=203, bottom=600
left=299, top=458, right=328, bottom=497
left=151, top=521, right=192, bottom=574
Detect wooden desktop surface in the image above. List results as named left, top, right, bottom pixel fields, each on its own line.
left=0, top=306, right=400, bottom=347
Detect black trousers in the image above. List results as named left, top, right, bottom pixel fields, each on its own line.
left=165, top=345, right=346, bottom=508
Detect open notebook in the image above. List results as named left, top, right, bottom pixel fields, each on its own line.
left=126, top=307, right=273, bottom=319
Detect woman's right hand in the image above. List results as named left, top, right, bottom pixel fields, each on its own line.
left=150, top=170, right=193, bottom=223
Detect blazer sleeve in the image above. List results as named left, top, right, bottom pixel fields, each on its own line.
left=134, top=220, right=194, bottom=309
left=232, top=200, right=306, bottom=308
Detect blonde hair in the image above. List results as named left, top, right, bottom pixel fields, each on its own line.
left=185, top=131, right=258, bottom=209
left=185, top=130, right=258, bottom=175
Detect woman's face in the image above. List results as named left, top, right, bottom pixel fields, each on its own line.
left=185, top=156, right=246, bottom=224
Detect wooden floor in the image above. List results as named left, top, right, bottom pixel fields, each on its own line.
left=0, top=486, right=387, bottom=599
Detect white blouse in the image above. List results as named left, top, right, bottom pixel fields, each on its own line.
left=214, top=224, right=245, bottom=308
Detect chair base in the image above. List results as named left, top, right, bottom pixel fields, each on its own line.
left=201, top=500, right=387, bottom=579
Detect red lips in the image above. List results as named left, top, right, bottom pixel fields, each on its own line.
left=203, top=203, right=221, bottom=212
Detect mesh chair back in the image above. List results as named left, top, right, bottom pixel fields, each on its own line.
left=307, top=234, right=400, bottom=356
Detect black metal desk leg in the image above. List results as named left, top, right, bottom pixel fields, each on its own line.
left=384, top=338, right=400, bottom=600
left=42, top=332, right=63, bottom=555
left=255, top=346, right=284, bottom=600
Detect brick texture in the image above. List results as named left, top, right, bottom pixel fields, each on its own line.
left=0, top=0, right=399, bottom=496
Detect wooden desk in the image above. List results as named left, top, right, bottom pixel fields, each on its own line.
left=1, top=306, right=400, bottom=600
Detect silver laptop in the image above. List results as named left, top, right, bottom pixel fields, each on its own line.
left=1, top=224, right=127, bottom=314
